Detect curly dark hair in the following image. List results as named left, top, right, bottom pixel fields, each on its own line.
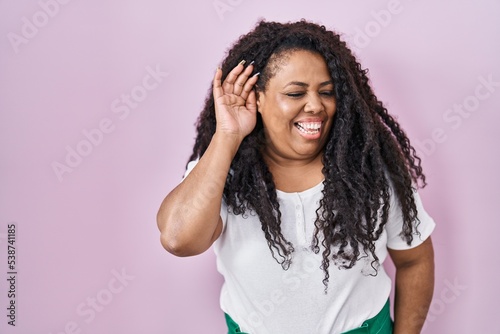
left=188, top=19, right=426, bottom=288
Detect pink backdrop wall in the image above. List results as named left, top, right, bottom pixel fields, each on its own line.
left=1, top=1, right=499, bottom=333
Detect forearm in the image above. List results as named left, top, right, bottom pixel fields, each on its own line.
left=392, top=249, right=435, bottom=333
left=157, top=132, right=241, bottom=256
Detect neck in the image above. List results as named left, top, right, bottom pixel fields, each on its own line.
left=263, top=152, right=325, bottom=192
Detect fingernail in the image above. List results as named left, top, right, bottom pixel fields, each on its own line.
left=252, top=72, right=260, bottom=78
left=249, top=60, right=255, bottom=65
left=238, top=60, right=246, bottom=66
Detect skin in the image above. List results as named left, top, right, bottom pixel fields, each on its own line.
left=156, top=60, right=257, bottom=256
left=257, top=50, right=336, bottom=192
left=389, top=237, right=435, bottom=334
left=157, top=49, right=434, bottom=333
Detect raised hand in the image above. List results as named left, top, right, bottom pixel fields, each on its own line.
left=213, top=61, right=259, bottom=141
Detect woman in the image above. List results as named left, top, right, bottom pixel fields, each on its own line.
left=157, top=20, right=435, bottom=334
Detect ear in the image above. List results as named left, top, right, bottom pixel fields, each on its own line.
left=256, top=91, right=264, bottom=114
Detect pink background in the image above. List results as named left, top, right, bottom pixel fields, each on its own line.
left=1, top=0, right=499, bottom=333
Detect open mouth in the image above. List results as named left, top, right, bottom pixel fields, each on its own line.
left=294, top=121, right=322, bottom=135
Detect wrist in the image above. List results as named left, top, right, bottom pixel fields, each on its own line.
left=212, top=131, right=244, bottom=157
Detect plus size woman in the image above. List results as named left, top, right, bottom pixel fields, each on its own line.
left=157, top=20, right=435, bottom=334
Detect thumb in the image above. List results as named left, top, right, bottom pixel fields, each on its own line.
left=212, top=67, right=223, bottom=100
left=246, top=90, right=257, bottom=114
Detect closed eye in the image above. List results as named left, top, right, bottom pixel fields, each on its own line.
left=320, top=91, right=334, bottom=97
left=285, top=91, right=334, bottom=98
left=286, top=92, right=306, bottom=98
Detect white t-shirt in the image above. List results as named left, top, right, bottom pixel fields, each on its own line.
left=184, top=160, right=435, bottom=334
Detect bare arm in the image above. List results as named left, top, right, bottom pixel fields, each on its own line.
left=388, top=237, right=435, bottom=333
left=157, top=61, right=259, bottom=256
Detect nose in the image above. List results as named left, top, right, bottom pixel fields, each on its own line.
left=304, top=93, right=324, bottom=114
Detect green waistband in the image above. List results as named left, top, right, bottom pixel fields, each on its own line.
left=342, top=299, right=393, bottom=334
left=225, top=312, right=247, bottom=334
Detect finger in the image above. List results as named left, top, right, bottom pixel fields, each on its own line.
left=213, top=67, right=223, bottom=100
left=222, top=60, right=246, bottom=94
left=233, top=63, right=254, bottom=96
left=240, top=71, right=259, bottom=101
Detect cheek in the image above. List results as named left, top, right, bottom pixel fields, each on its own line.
left=261, top=99, right=299, bottom=128
left=327, top=99, right=337, bottom=114
left=272, top=97, right=301, bottom=120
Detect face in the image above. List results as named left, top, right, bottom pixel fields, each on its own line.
left=256, top=50, right=336, bottom=163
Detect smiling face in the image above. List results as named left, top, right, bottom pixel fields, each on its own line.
left=256, top=49, right=336, bottom=164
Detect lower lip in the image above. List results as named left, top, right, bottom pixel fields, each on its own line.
left=295, top=124, right=322, bottom=140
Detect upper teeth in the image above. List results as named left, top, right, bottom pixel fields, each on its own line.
left=298, top=122, right=321, bottom=130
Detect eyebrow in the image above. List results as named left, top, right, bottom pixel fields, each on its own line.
left=284, top=80, right=333, bottom=88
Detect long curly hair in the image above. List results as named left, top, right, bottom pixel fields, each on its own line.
left=189, top=19, right=425, bottom=288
